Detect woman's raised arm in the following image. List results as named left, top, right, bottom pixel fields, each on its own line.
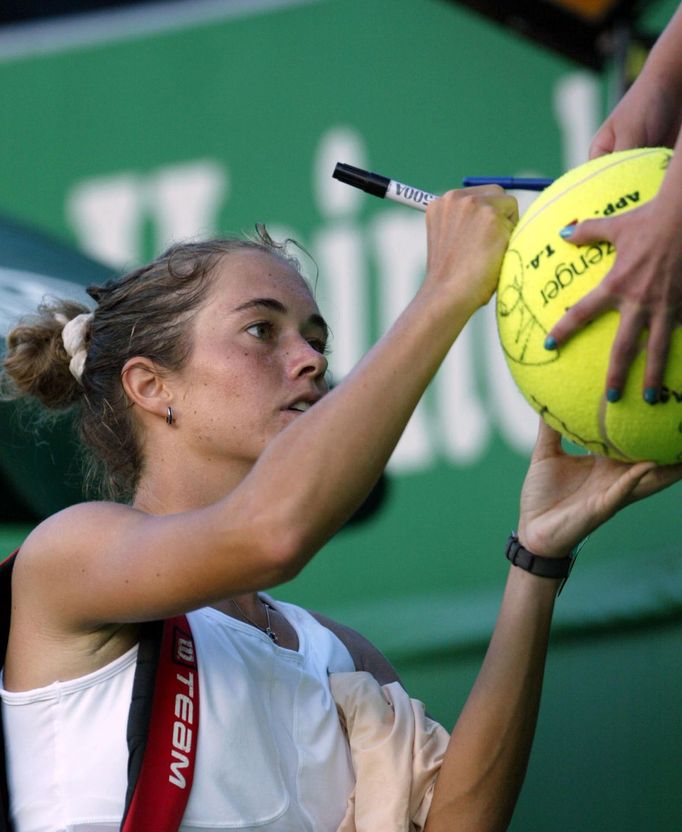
left=16, top=187, right=518, bottom=627
left=423, top=423, right=682, bottom=832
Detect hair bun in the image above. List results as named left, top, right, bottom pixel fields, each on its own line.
left=2, top=300, right=92, bottom=409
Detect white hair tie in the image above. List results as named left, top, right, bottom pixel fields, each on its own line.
left=61, top=312, right=94, bottom=383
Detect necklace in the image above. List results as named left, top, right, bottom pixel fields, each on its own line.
left=230, top=597, right=279, bottom=644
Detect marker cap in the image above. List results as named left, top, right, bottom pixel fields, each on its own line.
left=332, top=163, right=390, bottom=198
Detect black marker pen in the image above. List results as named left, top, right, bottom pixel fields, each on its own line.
left=333, top=163, right=438, bottom=212
left=333, top=163, right=554, bottom=211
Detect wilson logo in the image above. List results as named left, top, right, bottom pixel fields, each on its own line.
left=176, top=636, right=195, bottom=664
left=169, top=629, right=197, bottom=789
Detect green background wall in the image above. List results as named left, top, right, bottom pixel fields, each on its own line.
left=0, top=1, right=680, bottom=828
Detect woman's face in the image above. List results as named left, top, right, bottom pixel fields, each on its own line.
left=170, top=249, right=329, bottom=468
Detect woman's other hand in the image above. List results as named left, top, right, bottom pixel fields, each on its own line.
left=517, top=420, right=682, bottom=557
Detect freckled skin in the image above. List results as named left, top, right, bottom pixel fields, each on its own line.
left=165, top=250, right=329, bottom=476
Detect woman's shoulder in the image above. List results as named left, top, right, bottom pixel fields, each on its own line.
left=308, top=609, right=402, bottom=687
left=14, top=500, right=139, bottom=577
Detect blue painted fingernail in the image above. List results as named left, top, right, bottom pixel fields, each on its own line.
left=559, top=224, right=576, bottom=239
left=606, top=388, right=621, bottom=403
left=544, top=335, right=557, bottom=350
left=644, top=387, right=658, bottom=404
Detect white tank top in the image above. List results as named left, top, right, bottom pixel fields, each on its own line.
left=0, top=597, right=356, bottom=832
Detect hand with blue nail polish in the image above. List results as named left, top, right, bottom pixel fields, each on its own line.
left=543, top=335, right=557, bottom=351
left=543, top=3, right=682, bottom=402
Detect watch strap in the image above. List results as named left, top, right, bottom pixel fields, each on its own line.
left=505, top=533, right=573, bottom=579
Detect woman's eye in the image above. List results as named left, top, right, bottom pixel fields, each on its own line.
left=308, top=338, right=329, bottom=355
left=246, top=322, right=272, bottom=340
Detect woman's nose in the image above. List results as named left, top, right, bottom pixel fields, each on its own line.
left=287, top=336, right=328, bottom=379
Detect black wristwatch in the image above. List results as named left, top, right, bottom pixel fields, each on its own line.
left=505, top=533, right=574, bottom=580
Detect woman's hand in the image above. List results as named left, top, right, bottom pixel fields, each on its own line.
left=547, top=9, right=682, bottom=402
left=589, top=73, right=682, bottom=159
left=424, top=186, right=518, bottom=317
left=546, top=193, right=682, bottom=402
left=517, top=420, right=682, bottom=557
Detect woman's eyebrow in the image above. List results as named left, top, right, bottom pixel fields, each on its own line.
left=232, top=297, right=287, bottom=315
left=232, top=297, right=328, bottom=336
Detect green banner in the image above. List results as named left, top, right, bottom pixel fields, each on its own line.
left=0, top=2, right=680, bottom=827
left=0, top=0, right=677, bottom=597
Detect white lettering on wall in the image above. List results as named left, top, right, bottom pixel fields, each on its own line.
left=67, top=160, right=227, bottom=268
left=64, top=73, right=601, bottom=471
left=435, top=312, right=491, bottom=465
left=313, top=127, right=369, bottom=381
left=481, top=302, right=539, bottom=453
left=67, top=173, right=144, bottom=268
left=554, top=73, right=600, bottom=171
left=148, top=161, right=227, bottom=249
left=370, top=210, right=435, bottom=472
left=314, top=224, right=368, bottom=381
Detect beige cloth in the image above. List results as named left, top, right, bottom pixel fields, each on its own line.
left=330, top=671, right=451, bottom=832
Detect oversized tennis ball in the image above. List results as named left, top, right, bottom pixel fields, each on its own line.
left=497, top=147, right=682, bottom=464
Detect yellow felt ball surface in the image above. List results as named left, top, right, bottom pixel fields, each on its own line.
left=497, top=147, right=682, bottom=464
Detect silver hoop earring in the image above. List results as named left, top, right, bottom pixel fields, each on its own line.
left=165, top=406, right=174, bottom=426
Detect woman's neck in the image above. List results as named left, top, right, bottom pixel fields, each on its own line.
left=132, top=454, right=253, bottom=514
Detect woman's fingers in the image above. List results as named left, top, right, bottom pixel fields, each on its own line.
left=599, top=459, right=657, bottom=515
left=545, top=284, right=613, bottom=349
left=629, top=460, right=682, bottom=502
left=603, top=303, right=649, bottom=400
left=544, top=205, right=682, bottom=402
left=425, top=187, right=518, bottom=311
left=642, top=308, right=676, bottom=399
left=532, top=419, right=563, bottom=460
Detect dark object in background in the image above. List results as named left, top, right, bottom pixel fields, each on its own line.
left=0, top=0, right=185, bottom=25
left=0, top=215, right=115, bottom=520
left=446, top=0, right=656, bottom=72
left=344, top=472, right=390, bottom=528
left=0, top=2, right=656, bottom=83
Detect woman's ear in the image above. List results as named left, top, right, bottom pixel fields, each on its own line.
left=121, top=357, right=170, bottom=419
